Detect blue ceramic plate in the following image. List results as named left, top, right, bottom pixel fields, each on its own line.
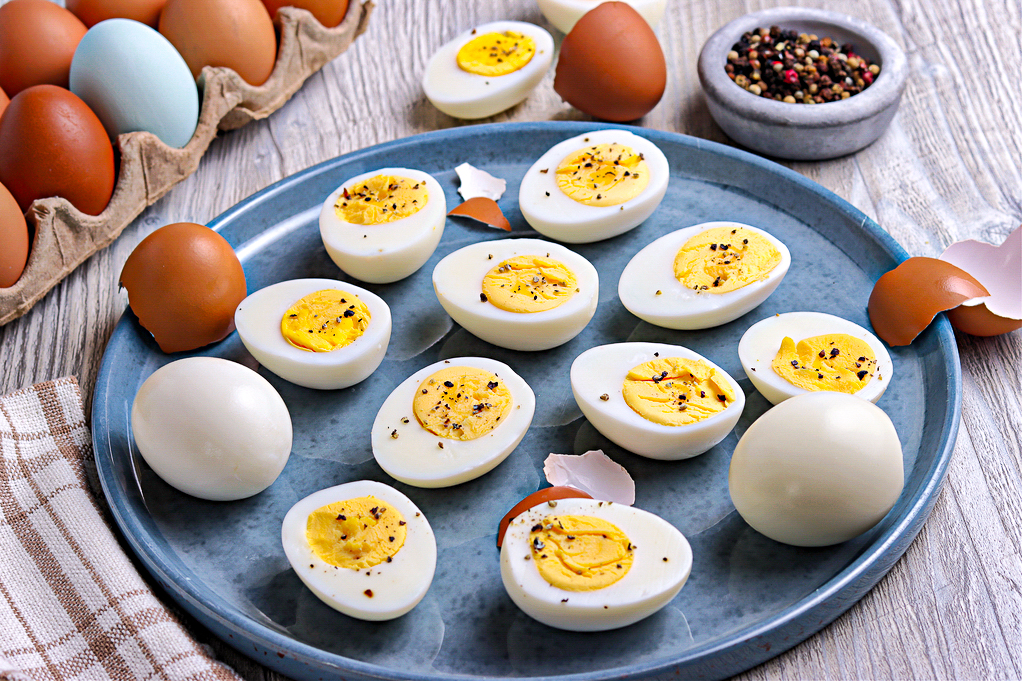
left=93, top=122, right=960, bottom=681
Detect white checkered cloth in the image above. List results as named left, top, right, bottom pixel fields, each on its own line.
left=0, top=378, right=240, bottom=681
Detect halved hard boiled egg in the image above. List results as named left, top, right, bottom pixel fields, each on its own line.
left=423, top=21, right=554, bottom=120
left=371, top=357, right=536, bottom=488
left=281, top=480, right=437, bottom=620
left=432, top=238, right=599, bottom=351
left=519, top=129, right=669, bottom=243
left=571, top=342, right=745, bottom=460
left=319, top=168, right=445, bottom=283
left=501, top=497, right=692, bottom=631
left=234, top=278, right=392, bottom=390
left=738, top=311, right=893, bottom=405
left=618, top=221, right=791, bottom=329
left=537, top=0, right=668, bottom=34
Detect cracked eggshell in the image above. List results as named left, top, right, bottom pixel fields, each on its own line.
left=939, top=225, right=1022, bottom=337
left=543, top=450, right=635, bottom=505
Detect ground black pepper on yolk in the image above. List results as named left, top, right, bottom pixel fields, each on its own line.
left=412, top=366, right=513, bottom=440
left=334, top=175, right=427, bottom=225
left=771, top=333, right=879, bottom=393
left=481, top=255, right=578, bottom=313
left=530, top=515, right=633, bottom=591
left=281, top=289, right=371, bottom=352
left=674, top=226, right=781, bottom=293
left=456, top=30, right=536, bottom=76
left=306, top=496, right=407, bottom=570
left=622, top=357, right=736, bottom=426
left=555, top=143, right=650, bottom=207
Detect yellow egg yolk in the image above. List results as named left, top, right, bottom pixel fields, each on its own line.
left=334, top=175, right=427, bottom=225
left=555, top=143, right=650, bottom=207
left=456, top=30, right=536, bottom=77
left=673, top=226, right=781, bottom=294
left=306, top=496, right=406, bottom=570
left=530, top=514, right=633, bottom=591
left=770, top=333, right=879, bottom=393
left=412, top=366, right=513, bottom=440
left=281, top=289, right=370, bottom=352
left=481, top=255, right=578, bottom=313
left=622, top=357, right=736, bottom=426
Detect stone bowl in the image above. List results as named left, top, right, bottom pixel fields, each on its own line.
left=697, top=7, right=908, bottom=160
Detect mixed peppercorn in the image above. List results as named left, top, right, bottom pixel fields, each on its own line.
left=725, top=26, right=881, bottom=104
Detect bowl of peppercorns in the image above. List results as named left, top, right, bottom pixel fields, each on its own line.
left=697, top=7, right=908, bottom=160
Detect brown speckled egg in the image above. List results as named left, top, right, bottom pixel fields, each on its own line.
left=553, top=2, right=667, bottom=122
left=0, top=181, right=29, bottom=289
left=0, top=0, right=87, bottom=97
left=261, top=0, right=348, bottom=27
left=0, top=85, right=116, bottom=216
left=120, top=223, right=248, bottom=353
left=66, top=0, right=168, bottom=28
left=159, top=0, right=277, bottom=86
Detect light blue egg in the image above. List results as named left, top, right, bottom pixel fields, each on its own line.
left=70, top=18, right=199, bottom=149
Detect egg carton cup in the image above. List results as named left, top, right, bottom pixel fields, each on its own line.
left=0, top=1, right=374, bottom=327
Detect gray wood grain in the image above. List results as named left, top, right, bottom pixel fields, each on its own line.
left=2, top=0, right=1020, bottom=679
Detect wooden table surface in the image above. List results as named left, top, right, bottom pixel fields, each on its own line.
left=2, top=0, right=1020, bottom=678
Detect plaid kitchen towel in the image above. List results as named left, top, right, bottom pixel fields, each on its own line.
left=0, top=378, right=240, bottom=681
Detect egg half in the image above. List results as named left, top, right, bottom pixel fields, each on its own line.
left=738, top=311, right=893, bottom=405
left=281, top=480, right=437, bottom=620
left=432, top=238, right=599, bottom=351
left=319, top=168, right=446, bottom=284
left=518, top=129, right=669, bottom=244
left=571, top=342, right=745, bottom=460
left=501, top=497, right=692, bottom=631
left=422, top=21, right=553, bottom=120
left=372, top=357, right=536, bottom=488
left=618, top=221, right=791, bottom=330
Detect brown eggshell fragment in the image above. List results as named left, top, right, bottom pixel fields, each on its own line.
left=868, top=257, right=989, bottom=346
left=0, top=85, right=116, bottom=216
left=939, top=225, right=1022, bottom=337
left=159, top=0, right=277, bottom=86
left=261, top=0, right=349, bottom=27
left=0, top=0, right=87, bottom=97
left=66, top=0, right=168, bottom=28
left=120, top=223, right=248, bottom=353
left=553, top=2, right=667, bottom=122
left=497, top=486, right=593, bottom=547
left=448, top=197, right=512, bottom=232
left=0, top=182, right=30, bottom=289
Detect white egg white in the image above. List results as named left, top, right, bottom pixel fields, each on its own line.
left=518, top=129, right=669, bottom=244
left=281, top=480, right=437, bottom=621
left=371, top=357, right=536, bottom=488
left=537, top=0, right=667, bottom=33
left=500, top=497, right=692, bottom=631
left=738, top=311, right=893, bottom=405
left=319, top=168, right=446, bottom=284
left=432, top=238, right=599, bottom=351
left=234, top=278, right=392, bottom=390
left=571, top=342, right=745, bottom=460
left=618, top=221, right=791, bottom=330
left=422, top=21, right=554, bottom=120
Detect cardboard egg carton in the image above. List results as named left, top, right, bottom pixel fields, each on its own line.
left=0, top=1, right=373, bottom=326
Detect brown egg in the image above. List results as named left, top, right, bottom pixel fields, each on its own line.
left=0, top=181, right=30, bottom=288
left=0, top=0, right=87, bottom=97
left=553, top=2, right=667, bottom=122
left=261, top=0, right=348, bottom=28
left=66, top=0, right=168, bottom=28
left=159, top=0, right=277, bottom=86
left=0, top=85, right=116, bottom=216
left=120, top=223, right=248, bottom=353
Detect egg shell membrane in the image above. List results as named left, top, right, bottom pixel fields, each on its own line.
left=496, top=486, right=593, bottom=547
left=455, top=163, right=506, bottom=201
left=867, top=257, right=988, bottom=346
left=448, top=197, right=511, bottom=232
left=553, top=2, right=666, bottom=122
left=939, top=225, right=1022, bottom=336
left=543, top=450, right=636, bottom=505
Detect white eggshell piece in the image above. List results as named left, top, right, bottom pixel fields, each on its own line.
left=455, top=163, right=507, bottom=201
left=536, top=0, right=667, bottom=33
left=543, top=450, right=635, bottom=505
left=939, top=224, right=1021, bottom=320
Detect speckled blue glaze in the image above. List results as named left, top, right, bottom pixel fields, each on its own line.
left=93, top=122, right=960, bottom=681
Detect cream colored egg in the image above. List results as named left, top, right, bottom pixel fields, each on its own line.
left=371, top=357, right=536, bottom=488
left=618, top=221, right=791, bottom=330
left=423, top=21, right=553, bottom=120
left=500, top=497, right=692, bottom=631
left=319, top=168, right=445, bottom=284
left=432, top=238, right=599, bottom=351
left=536, top=0, right=667, bottom=33
left=518, top=129, right=669, bottom=244
left=738, top=311, right=893, bottom=405
left=571, top=342, right=745, bottom=460
left=281, top=480, right=437, bottom=620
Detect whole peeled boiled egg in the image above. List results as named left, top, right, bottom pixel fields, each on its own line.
left=738, top=311, right=893, bottom=405
left=66, top=0, right=167, bottom=28
left=423, top=21, right=554, bottom=120
left=571, top=342, right=745, bottom=460
left=537, top=0, right=667, bottom=33
left=518, top=129, right=668, bottom=243
left=371, top=357, right=536, bottom=488
left=234, top=278, right=392, bottom=390
left=0, top=0, right=87, bottom=96
left=501, top=497, right=692, bottom=631
left=1, top=181, right=29, bottom=288
left=619, top=222, right=791, bottom=330
left=282, top=480, right=437, bottom=620
left=432, top=238, right=599, bottom=351
left=319, top=168, right=445, bottom=284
